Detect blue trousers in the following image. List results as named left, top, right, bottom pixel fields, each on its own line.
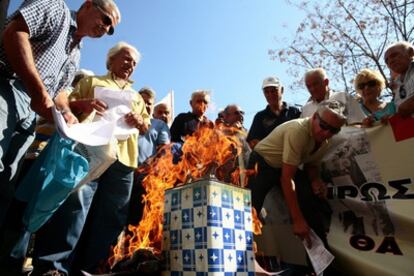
left=32, top=160, right=134, bottom=275
left=0, top=76, right=36, bottom=228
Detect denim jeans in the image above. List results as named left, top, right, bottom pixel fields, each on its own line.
left=32, top=160, right=134, bottom=275
left=0, top=76, right=36, bottom=228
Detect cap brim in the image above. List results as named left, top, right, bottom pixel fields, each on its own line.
left=263, top=84, right=280, bottom=89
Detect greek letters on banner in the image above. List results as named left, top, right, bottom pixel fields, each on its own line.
left=321, top=117, right=414, bottom=276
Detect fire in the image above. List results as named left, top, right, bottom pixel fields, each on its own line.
left=108, top=125, right=259, bottom=268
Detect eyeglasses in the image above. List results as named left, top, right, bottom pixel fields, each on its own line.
left=357, top=80, right=378, bottom=90
left=316, top=113, right=341, bottom=134
left=94, top=3, right=114, bottom=35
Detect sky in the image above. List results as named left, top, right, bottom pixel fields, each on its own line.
left=8, top=0, right=308, bottom=128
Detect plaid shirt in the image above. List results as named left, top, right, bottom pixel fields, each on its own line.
left=0, top=0, right=81, bottom=97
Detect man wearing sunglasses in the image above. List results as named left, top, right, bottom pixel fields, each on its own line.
left=385, top=41, right=414, bottom=117
left=247, top=100, right=346, bottom=271
left=0, top=0, right=121, bottom=231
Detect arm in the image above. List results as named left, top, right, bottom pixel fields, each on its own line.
left=54, top=91, right=78, bottom=124
left=281, top=163, right=311, bottom=246
left=3, top=15, right=54, bottom=120
left=397, top=96, right=414, bottom=117
left=305, top=163, right=327, bottom=199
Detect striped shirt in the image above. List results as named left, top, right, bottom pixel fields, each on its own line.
left=0, top=0, right=81, bottom=97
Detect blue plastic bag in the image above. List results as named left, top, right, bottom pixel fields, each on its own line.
left=15, top=133, right=89, bottom=232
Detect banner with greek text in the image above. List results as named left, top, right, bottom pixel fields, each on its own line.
left=322, top=116, right=414, bottom=276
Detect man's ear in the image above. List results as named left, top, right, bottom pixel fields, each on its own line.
left=408, top=47, right=414, bottom=58
left=323, top=78, right=329, bottom=87
left=280, top=87, right=284, bottom=94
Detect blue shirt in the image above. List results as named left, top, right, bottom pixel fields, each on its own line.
left=138, top=118, right=171, bottom=165
left=0, top=0, right=80, bottom=97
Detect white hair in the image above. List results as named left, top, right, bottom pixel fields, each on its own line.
left=304, top=67, right=328, bottom=81
left=106, top=41, right=141, bottom=70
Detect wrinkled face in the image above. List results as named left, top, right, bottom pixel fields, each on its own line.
left=83, top=2, right=118, bottom=38
left=141, top=93, right=154, bottom=115
left=384, top=46, right=413, bottom=75
left=305, top=74, right=329, bottom=102
left=356, top=78, right=381, bottom=102
left=312, top=110, right=344, bottom=143
left=154, top=104, right=171, bottom=124
left=190, top=94, right=209, bottom=117
left=263, top=86, right=283, bottom=106
left=223, top=106, right=244, bottom=125
left=109, top=48, right=137, bottom=80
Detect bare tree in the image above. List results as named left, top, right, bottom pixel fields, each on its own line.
left=271, top=0, right=414, bottom=94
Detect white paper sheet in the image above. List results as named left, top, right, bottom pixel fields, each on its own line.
left=303, top=229, right=335, bottom=276
left=52, top=106, right=116, bottom=146
left=52, top=87, right=139, bottom=146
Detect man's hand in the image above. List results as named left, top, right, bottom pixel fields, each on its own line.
left=397, top=98, right=414, bottom=118
left=311, top=179, right=327, bottom=199
left=30, top=92, right=54, bottom=122
left=62, top=110, right=79, bottom=125
left=124, top=112, right=148, bottom=133
left=292, top=218, right=312, bottom=248
left=70, top=99, right=108, bottom=116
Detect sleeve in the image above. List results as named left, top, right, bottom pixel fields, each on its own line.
left=18, top=0, right=65, bottom=39
left=170, top=114, right=184, bottom=143
left=246, top=114, right=262, bottom=142
left=282, top=126, right=307, bottom=166
left=157, top=121, right=171, bottom=145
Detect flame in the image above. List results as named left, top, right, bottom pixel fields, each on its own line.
left=108, top=125, right=259, bottom=268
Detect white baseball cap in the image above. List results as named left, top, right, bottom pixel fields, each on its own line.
left=262, top=76, right=281, bottom=90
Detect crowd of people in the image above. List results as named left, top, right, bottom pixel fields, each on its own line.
left=0, top=1, right=414, bottom=276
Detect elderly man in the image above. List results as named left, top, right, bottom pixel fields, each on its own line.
left=127, top=87, right=170, bottom=226
left=385, top=41, right=414, bottom=117
left=247, top=100, right=346, bottom=248
left=26, top=42, right=150, bottom=276
left=0, top=0, right=120, bottom=228
left=153, top=102, right=171, bottom=125
left=222, top=104, right=246, bottom=131
left=247, top=76, right=301, bottom=149
left=302, top=68, right=365, bottom=124
left=170, top=90, right=213, bottom=143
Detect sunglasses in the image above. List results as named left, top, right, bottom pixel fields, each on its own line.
left=316, top=113, right=341, bottom=134
left=94, top=4, right=114, bottom=35
left=357, top=80, right=378, bottom=90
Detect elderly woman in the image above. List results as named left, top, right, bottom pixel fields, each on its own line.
left=29, top=41, right=150, bottom=276
left=354, top=69, right=396, bottom=126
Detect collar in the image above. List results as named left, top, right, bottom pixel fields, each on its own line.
left=107, top=72, right=134, bottom=85
left=70, top=11, right=82, bottom=49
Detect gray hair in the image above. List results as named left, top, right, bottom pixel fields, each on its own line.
left=92, top=0, right=121, bottom=24
left=304, top=67, right=328, bottom=82
left=224, top=104, right=244, bottom=114
left=106, top=41, right=141, bottom=70
left=316, top=100, right=347, bottom=122
left=191, top=89, right=210, bottom=102
left=139, top=86, right=156, bottom=99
